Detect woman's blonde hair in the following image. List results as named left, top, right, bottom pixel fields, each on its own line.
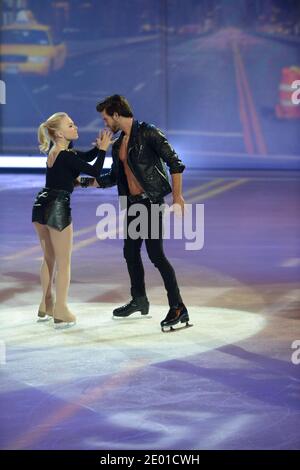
left=38, top=112, right=68, bottom=154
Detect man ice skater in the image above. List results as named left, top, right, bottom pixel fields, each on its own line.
left=93, top=95, right=190, bottom=331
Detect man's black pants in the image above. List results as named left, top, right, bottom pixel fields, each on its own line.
left=123, top=198, right=182, bottom=307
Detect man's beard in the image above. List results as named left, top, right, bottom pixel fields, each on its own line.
left=112, top=123, right=120, bottom=133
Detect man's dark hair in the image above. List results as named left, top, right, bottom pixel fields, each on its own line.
left=96, top=94, right=133, bottom=117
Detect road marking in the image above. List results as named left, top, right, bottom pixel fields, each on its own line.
left=70, top=179, right=232, bottom=252
left=68, top=179, right=249, bottom=253
left=236, top=45, right=268, bottom=155
left=187, top=178, right=248, bottom=203
left=72, top=226, right=124, bottom=253
left=34, top=179, right=234, bottom=257
left=3, top=223, right=99, bottom=260
left=7, top=356, right=146, bottom=450
left=125, top=34, right=159, bottom=44
left=4, top=179, right=247, bottom=260
left=88, top=58, right=102, bottom=66
left=58, top=93, right=100, bottom=102
left=281, top=258, right=300, bottom=267
left=83, top=117, right=101, bottom=131
left=167, top=130, right=243, bottom=137
left=183, top=178, right=225, bottom=197
left=33, top=85, right=49, bottom=94
left=232, top=41, right=268, bottom=155
left=260, top=289, right=300, bottom=315
left=233, top=42, right=254, bottom=153
left=133, top=82, right=146, bottom=92
left=35, top=179, right=225, bottom=256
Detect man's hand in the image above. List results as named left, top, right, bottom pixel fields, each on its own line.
left=73, top=176, right=81, bottom=187
left=92, top=178, right=100, bottom=187
left=171, top=173, right=184, bottom=215
left=172, top=194, right=185, bottom=215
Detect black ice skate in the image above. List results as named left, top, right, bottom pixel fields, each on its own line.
left=113, top=296, right=149, bottom=317
left=160, top=303, right=192, bottom=332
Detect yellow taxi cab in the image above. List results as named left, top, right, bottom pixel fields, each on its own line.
left=0, top=21, right=67, bottom=76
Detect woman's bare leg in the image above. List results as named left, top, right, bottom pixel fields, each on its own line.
left=33, top=222, right=55, bottom=319
left=48, top=223, right=76, bottom=323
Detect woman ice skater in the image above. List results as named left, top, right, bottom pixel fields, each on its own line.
left=32, top=112, right=113, bottom=328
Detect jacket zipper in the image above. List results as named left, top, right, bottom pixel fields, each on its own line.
left=137, top=144, right=143, bottom=159
left=154, top=164, right=168, bottom=182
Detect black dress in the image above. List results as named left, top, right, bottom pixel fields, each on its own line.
left=32, top=147, right=105, bottom=231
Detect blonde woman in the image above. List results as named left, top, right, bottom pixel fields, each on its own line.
left=32, top=112, right=113, bottom=328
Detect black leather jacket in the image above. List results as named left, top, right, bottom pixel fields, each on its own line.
left=97, top=120, right=185, bottom=203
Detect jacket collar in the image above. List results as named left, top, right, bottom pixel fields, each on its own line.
left=113, top=119, right=139, bottom=155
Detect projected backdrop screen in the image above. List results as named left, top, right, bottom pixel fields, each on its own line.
left=1, top=0, right=300, bottom=169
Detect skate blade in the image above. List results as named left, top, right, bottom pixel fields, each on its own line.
left=37, top=315, right=52, bottom=322
left=54, top=321, right=76, bottom=330
left=112, top=314, right=152, bottom=321
left=37, top=310, right=53, bottom=323
left=161, top=322, right=193, bottom=333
